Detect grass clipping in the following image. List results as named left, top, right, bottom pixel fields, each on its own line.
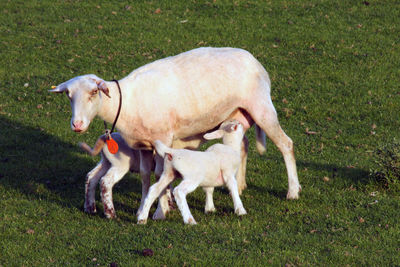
left=370, top=139, right=400, bottom=191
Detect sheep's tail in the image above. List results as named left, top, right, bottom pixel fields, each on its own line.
left=255, top=124, right=266, bottom=155
left=79, top=135, right=107, bottom=156
left=154, top=140, right=173, bottom=158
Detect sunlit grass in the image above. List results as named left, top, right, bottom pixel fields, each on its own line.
left=0, top=0, right=399, bottom=266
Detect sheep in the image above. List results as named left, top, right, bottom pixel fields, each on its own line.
left=50, top=47, right=302, bottom=219
left=137, top=120, right=247, bottom=225
left=79, top=132, right=154, bottom=219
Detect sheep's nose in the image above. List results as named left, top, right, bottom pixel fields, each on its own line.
left=72, top=121, right=83, bottom=132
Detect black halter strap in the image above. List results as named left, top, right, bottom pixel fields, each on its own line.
left=104, top=80, right=122, bottom=137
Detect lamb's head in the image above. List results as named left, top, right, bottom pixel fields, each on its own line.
left=49, top=74, right=110, bottom=133
left=203, top=119, right=244, bottom=146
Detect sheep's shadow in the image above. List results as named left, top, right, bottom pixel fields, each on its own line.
left=246, top=155, right=371, bottom=200
left=0, top=116, right=372, bottom=221
left=0, top=116, right=143, bottom=215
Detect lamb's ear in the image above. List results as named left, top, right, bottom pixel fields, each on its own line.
left=89, top=75, right=110, bottom=98
left=48, top=83, right=67, bottom=93
left=203, top=129, right=224, bottom=140
left=222, top=122, right=239, bottom=133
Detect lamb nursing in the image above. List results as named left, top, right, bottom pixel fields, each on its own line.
left=137, top=120, right=247, bottom=224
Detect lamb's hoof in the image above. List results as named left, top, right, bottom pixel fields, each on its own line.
left=137, top=219, right=147, bottom=225
left=235, top=207, right=247, bottom=216
left=286, top=185, right=302, bottom=200
left=186, top=217, right=197, bottom=225
left=152, top=207, right=167, bottom=220
left=84, top=203, right=97, bottom=214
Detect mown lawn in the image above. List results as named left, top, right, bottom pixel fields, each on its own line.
left=0, top=0, right=399, bottom=266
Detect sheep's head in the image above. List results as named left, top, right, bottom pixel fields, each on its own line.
left=49, top=74, right=110, bottom=133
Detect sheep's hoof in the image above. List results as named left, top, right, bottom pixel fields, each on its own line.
left=235, top=207, right=247, bottom=216
left=137, top=219, right=147, bottom=225
left=286, top=185, right=302, bottom=200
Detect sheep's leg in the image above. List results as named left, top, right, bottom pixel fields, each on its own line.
left=152, top=154, right=172, bottom=220
left=224, top=173, right=247, bottom=216
left=247, top=97, right=301, bottom=199
left=203, top=187, right=216, bottom=213
left=84, top=158, right=109, bottom=214
left=236, top=135, right=249, bottom=195
left=137, top=150, right=153, bottom=216
left=137, top=161, right=175, bottom=224
left=255, top=124, right=267, bottom=155
left=100, top=166, right=129, bottom=219
left=174, top=178, right=201, bottom=225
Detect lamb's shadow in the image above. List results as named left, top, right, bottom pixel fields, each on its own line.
left=0, top=116, right=143, bottom=215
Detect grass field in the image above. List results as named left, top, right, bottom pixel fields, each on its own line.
left=1, top=0, right=399, bottom=266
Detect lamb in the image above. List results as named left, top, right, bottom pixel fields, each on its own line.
left=137, top=120, right=247, bottom=225
left=50, top=47, right=302, bottom=219
left=79, top=132, right=154, bottom=219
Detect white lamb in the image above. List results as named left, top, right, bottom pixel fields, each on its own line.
left=137, top=120, right=247, bottom=225
left=79, top=132, right=154, bottom=219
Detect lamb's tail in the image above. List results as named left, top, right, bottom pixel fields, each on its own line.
left=154, top=140, right=174, bottom=158
left=79, top=135, right=107, bottom=156
left=255, top=124, right=266, bottom=155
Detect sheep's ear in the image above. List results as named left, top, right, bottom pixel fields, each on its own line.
left=48, top=84, right=67, bottom=93
left=89, top=75, right=110, bottom=98
left=203, top=129, right=224, bottom=140
left=96, top=80, right=110, bottom=98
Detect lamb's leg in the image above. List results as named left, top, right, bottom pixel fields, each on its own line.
left=174, top=178, right=201, bottom=225
left=224, top=173, right=247, bottom=216
left=203, top=187, right=216, bottom=213
left=137, top=160, right=175, bottom=224
left=137, top=150, right=153, bottom=217
left=84, top=158, right=109, bottom=214
left=100, top=166, right=129, bottom=219
left=236, top=135, right=249, bottom=195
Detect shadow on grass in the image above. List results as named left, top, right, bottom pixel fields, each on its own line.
left=247, top=155, right=371, bottom=200
left=0, top=116, right=143, bottom=214
left=297, top=160, right=370, bottom=184
left=0, top=116, right=371, bottom=217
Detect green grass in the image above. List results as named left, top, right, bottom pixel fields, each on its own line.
left=1, top=0, right=400, bottom=266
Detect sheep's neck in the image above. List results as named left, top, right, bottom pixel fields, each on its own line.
left=98, top=81, right=122, bottom=128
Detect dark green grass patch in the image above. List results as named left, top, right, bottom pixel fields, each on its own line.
left=1, top=0, right=400, bottom=266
